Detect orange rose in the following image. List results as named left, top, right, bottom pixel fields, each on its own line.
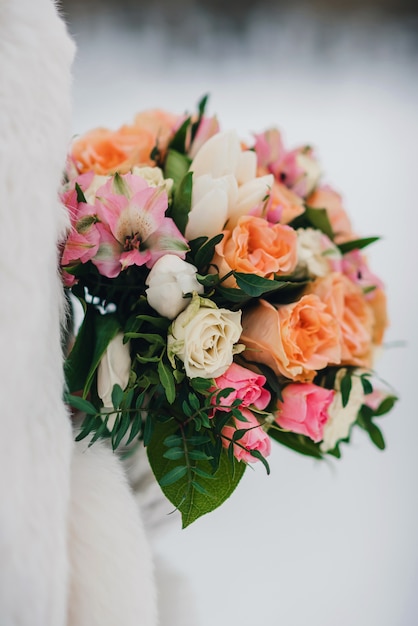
left=307, top=185, right=355, bottom=244
left=71, top=109, right=180, bottom=175
left=211, top=216, right=298, bottom=287
left=241, top=296, right=341, bottom=382
left=307, top=273, right=374, bottom=367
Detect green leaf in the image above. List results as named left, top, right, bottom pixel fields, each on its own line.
left=188, top=450, right=213, bottom=461
left=111, top=384, right=124, bottom=410
left=215, top=285, right=251, bottom=304
left=269, top=428, right=323, bottom=459
left=196, top=273, right=220, bottom=287
left=124, top=332, right=165, bottom=345
left=190, top=377, right=214, bottom=394
left=147, top=420, right=246, bottom=527
left=64, top=393, right=98, bottom=416
left=163, top=447, right=185, bottom=461
left=250, top=449, right=271, bottom=474
left=367, top=422, right=386, bottom=450
left=75, top=182, right=87, bottom=203
left=234, top=273, right=296, bottom=298
left=171, top=172, right=193, bottom=235
left=158, top=360, right=176, bottom=404
left=193, top=233, right=224, bottom=269
left=164, top=150, right=191, bottom=189
left=163, top=434, right=183, bottom=448
left=304, top=206, right=334, bottom=239
left=143, top=413, right=154, bottom=447
left=340, top=371, right=352, bottom=408
left=191, top=480, right=209, bottom=495
left=338, top=237, right=380, bottom=254
left=169, top=117, right=191, bottom=154
left=374, top=395, right=397, bottom=416
left=65, top=307, right=120, bottom=397
left=112, top=411, right=131, bottom=450
left=190, top=94, right=209, bottom=143
left=360, top=375, right=373, bottom=395
left=159, top=465, right=188, bottom=487
left=126, top=412, right=143, bottom=445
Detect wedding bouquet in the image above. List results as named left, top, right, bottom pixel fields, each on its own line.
left=62, top=97, right=396, bottom=527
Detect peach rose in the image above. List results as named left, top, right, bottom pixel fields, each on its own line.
left=211, top=215, right=298, bottom=287
left=241, top=296, right=341, bottom=382
left=256, top=167, right=305, bottom=224
left=307, top=185, right=355, bottom=244
left=71, top=109, right=180, bottom=176
left=368, top=287, right=388, bottom=346
left=307, top=273, right=374, bottom=368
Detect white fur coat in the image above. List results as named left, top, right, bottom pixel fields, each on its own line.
left=0, top=2, right=161, bottom=624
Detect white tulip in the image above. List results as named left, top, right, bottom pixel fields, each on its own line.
left=145, top=255, right=204, bottom=319
left=234, top=150, right=257, bottom=185
left=228, top=174, right=274, bottom=228
left=187, top=131, right=273, bottom=238
left=97, top=332, right=131, bottom=410
left=185, top=174, right=237, bottom=240
left=190, top=130, right=241, bottom=178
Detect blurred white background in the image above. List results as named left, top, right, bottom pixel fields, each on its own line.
left=65, top=3, right=418, bottom=624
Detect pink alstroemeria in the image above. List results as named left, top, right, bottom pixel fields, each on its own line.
left=92, top=173, right=188, bottom=278
left=60, top=174, right=101, bottom=268
left=254, top=129, right=320, bottom=198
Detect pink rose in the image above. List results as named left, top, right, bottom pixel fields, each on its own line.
left=275, top=383, right=334, bottom=443
left=221, top=408, right=271, bottom=463
left=211, top=363, right=271, bottom=412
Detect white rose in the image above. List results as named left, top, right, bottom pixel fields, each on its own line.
left=167, top=294, right=244, bottom=379
left=97, top=332, right=131, bottom=410
left=145, top=254, right=204, bottom=319
left=320, top=369, right=365, bottom=452
left=131, top=165, right=173, bottom=195
left=187, top=131, right=273, bottom=238
left=296, top=228, right=342, bottom=278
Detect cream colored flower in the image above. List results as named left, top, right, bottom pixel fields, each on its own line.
left=131, top=166, right=173, bottom=195
left=320, top=369, right=365, bottom=452
left=167, top=294, right=244, bottom=378
left=296, top=228, right=341, bottom=278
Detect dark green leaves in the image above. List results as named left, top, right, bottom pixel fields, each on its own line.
left=338, top=237, right=380, bottom=254
left=304, top=206, right=334, bottom=239
left=234, top=273, right=297, bottom=298
left=170, top=172, right=193, bottom=235
left=65, top=306, right=120, bottom=396
left=147, top=419, right=246, bottom=527
left=158, top=360, right=176, bottom=404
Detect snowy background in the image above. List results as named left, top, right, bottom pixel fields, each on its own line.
left=65, top=5, right=418, bottom=625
